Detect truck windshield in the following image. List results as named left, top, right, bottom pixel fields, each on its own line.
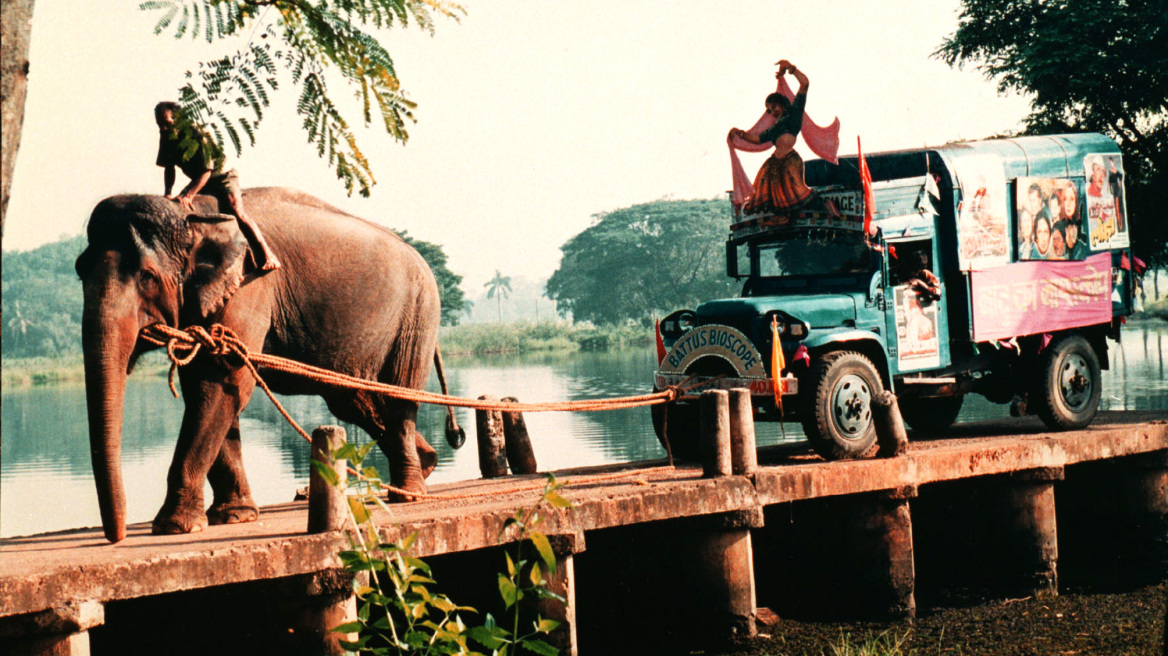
left=755, top=230, right=874, bottom=278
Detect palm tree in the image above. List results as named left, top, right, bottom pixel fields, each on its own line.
left=484, top=271, right=512, bottom=323
left=6, top=300, right=34, bottom=351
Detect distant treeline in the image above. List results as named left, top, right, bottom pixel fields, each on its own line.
left=2, top=233, right=468, bottom=360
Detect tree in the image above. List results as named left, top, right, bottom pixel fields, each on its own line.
left=0, top=0, right=462, bottom=241
left=2, top=235, right=87, bottom=358
left=546, top=199, right=739, bottom=327
left=935, top=0, right=1168, bottom=265
left=398, top=231, right=468, bottom=326
left=1, top=0, right=35, bottom=243
left=484, top=270, right=512, bottom=323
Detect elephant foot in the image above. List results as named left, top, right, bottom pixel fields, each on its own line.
left=152, top=509, right=208, bottom=535
left=385, top=481, right=427, bottom=504
left=207, top=500, right=259, bottom=525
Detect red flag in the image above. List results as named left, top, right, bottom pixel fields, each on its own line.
left=858, top=137, right=875, bottom=237
left=655, top=319, right=667, bottom=365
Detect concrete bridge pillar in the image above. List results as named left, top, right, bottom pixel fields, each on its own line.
left=755, top=487, right=916, bottom=621
left=684, top=512, right=759, bottom=640
left=996, top=467, right=1063, bottom=598
left=1118, top=450, right=1168, bottom=573
left=0, top=600, right=104, bottom=656
left=575, top=510, right=760, bottom=653
left=538, top=534, right=583, bottom=656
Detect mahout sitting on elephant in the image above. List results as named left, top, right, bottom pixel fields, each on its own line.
left=75, top=187, right=463, bottom=543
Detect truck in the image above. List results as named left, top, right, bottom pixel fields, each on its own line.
left=653, top=133, right=1135, bottom=460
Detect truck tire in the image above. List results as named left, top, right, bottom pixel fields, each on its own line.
left=802, top=351, right=883, bottom=459
left=899, top=394, right=964, bottom=435
left=1032, top=334, right=1102, bottom=430
left=650, top=401, right=702, bottom=461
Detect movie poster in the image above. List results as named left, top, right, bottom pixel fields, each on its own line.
left=952, top=155, right=1010, bottom=270
left=1014, top=178, right=1088, bottom=261
left=894, top=286, right=940, bottom=370
left=1084, top=154, right=1130, bottom=250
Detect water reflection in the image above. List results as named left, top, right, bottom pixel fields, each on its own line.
left=4, top=323, right=1168, bottom=537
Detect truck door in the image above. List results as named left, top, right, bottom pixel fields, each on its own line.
left=884, top=239, right=950, bottom=375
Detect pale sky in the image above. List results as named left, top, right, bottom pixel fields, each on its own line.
left=5, top=0, right=1031, bottom=290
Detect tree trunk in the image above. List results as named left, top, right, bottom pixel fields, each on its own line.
left=1, top=0, right=36, bottom=243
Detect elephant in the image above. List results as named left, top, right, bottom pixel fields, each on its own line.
left=75, top=187, right=464, bottom=543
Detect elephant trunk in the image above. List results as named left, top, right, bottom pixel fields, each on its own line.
left=81, top=267, right=139, bottom=543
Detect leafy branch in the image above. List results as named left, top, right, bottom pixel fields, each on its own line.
left=141, top=0, right=463, bottom=197
left=316, top=440, right=571, bottom=655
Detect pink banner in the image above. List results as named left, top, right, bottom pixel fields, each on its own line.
left=969, top=252, right=1112, bottom=341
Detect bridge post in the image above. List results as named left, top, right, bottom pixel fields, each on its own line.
left=538, top=534, right=584, bottom=656
left=997, top=467, right=1063, bottom=598
left=728, top=389, right=758, bottom=476
left=700, top=389, right=732, bottom=477
left=843, top=487, right=918, bottom=619
left=475, top=395, right=508, bottom=478
left=308, top=425, right=348, bottom=533
left=0, top=600, right=104, bottom=656
left=500, top=396, right=538, bottom=475
left=302, top=426, right=358, bottom=655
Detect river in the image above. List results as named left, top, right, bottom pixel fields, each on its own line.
left=4, top=322, right=1168, bottom=538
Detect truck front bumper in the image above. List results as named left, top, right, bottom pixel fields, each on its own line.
left=654, top=372, right=799, bottom=401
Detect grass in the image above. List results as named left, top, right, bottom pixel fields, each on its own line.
left=1, top=321, right=652, bottom=389
left=2, top=351, right=172, bottom=390
left=439, top=320, right=650, bottom=355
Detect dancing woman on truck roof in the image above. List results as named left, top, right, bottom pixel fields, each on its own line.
left=730, top=60, right=813, bottom=215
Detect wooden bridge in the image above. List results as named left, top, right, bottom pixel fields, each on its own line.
left=3, top=410, right=1167, bottom=655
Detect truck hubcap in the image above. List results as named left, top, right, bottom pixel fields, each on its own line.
left=1059, top=353, right=1092, bottom=411
left=832, top=374, right=872, bottom=438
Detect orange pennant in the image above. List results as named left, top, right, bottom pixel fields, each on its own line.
left=771, top=316, right=785, bottom=417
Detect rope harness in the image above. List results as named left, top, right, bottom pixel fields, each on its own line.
left=140, top=323, right=706, bottom=502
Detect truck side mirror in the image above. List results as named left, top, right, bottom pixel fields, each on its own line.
left=726, top=240, right=740, bottom=279
left=868, top=270, right=884, bottom=307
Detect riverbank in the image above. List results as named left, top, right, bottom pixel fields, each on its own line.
left=0, top=321, right=652, bottom=388
left=703, top=578, right=1166, bottom=656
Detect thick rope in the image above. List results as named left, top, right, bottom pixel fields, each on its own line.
left=140, top=323, right=698, bottom=501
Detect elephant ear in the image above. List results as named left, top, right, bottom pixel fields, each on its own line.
left=183, top=215, right=248, bottom=320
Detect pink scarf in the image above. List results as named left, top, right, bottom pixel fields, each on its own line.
left=728, top=76, right=840, bottom=207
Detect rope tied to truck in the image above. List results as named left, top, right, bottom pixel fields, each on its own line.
left=140, top=323, right=701, bottom=501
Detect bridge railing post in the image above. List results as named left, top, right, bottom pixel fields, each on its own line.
left=308, top=425, right=348, bottom=534
left=727, top=388, right=757, bottom=476
left=500, top=396, right=538, bottom=475
left=700, top=389, right=732, bottom=478
left=302, top=426, right=357, bottom=655
left=475, top=395, right=508, bottom=478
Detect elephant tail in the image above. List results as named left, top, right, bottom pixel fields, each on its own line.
left=434, top=346, right=466, bottom=449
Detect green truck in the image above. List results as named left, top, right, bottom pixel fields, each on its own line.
left=653, top=133, right=1135, bottom=460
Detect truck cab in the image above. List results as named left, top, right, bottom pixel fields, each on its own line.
left=654, top=133, right=1133, bottom=460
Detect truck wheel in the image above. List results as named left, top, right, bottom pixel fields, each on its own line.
left=803, top=351, right=883, bottom=459
left=1032, top=334, right=1102, bottom=430
left=650, top=401, right=702, bottom=461
left=899, top=395, right=964, bottom=435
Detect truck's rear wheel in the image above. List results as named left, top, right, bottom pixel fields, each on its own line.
left=803, top=351, right=883, bottom=459
left=899, top=394, right=964, bottom=435
left=650, top=400, right=701, bottom=461
left=1032, top=334, right=1101, bottom=430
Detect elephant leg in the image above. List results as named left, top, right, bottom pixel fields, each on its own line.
left=378, top=400, right=428, bottom=502
left=206, top=418, right=259, bottom=525
left=153, top=361, right=257, bottom=535
left=416, top=432, right=438, bottom=479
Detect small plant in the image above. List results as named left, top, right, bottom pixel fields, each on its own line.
left=318, top=442, right=479, bottom=655
left=826, top=629, right=917, bottom=656
left=315, top=442, right=573, bottom=655
left=467, top=476, right=573, bottom=656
